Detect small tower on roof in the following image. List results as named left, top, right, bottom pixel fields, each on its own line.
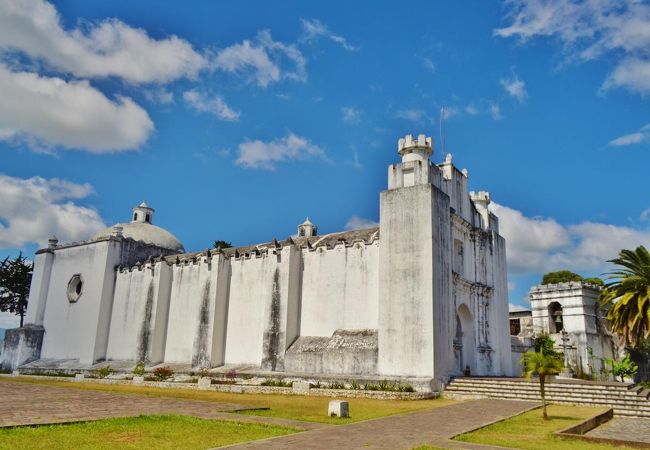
left=132, top=201, right=154, bottom=224
left=398, top=134, right=433, bottom=163
left=298, top=218, right=317, bottom=237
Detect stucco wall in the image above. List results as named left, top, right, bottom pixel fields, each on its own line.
left=39, top=241, right=119, bottom=364
left=378, top=183, right=438, bottom=378
left=105, top=262, right=172, bottom=363
left=224, top=253, right=278, bottom=366
left=300, top=241, right=379, bottom=337
left=163, top=256, right=229, bottom=366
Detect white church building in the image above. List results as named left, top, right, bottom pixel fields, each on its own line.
left=2, top=134, right=512, bottom=390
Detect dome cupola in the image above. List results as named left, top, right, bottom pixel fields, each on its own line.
left=132, top=201, right=154, bottom=224
left=298, top=218, right=317, bottom=237
left=92, top=201, right=184, bottom=252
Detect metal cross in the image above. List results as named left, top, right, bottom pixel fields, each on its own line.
left=560, top=330, right=571, bottom=368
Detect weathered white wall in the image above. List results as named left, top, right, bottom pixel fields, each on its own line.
left=40, top=240, right=119, bottom=364
left=105, top=261, right=172, bottom=363
left=163, top=255, right=230, bottom=366
left=300, top=241, right=379, bottom=337
left=378, top=183, right=438, bottom=378
left=224, top=253, right=277, bottom=366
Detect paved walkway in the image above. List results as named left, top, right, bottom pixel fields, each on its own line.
left=221, top=399, right=540, bottom=450
left=0, top=380, right=267, bottom=427
left=586, top=417, right=650, bottom=445
left=0, top=379, right=539, bottom=449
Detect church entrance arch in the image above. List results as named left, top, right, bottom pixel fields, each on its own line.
left=455, top=304, right=476, bottom=374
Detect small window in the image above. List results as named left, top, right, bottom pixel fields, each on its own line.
left=510, top=318, right=521, bottom=336
left=133, top=213, right=138, bottom=221
left=145, top=213, right=151, bottom=223
left=67, top=274, right=83, bottom=303
left=299, top=228, right=305, bottom=237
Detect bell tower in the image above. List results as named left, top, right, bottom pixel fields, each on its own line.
left=378, top=133, right=452, bottom=386
left=132, top=201, right=154, bottom=224
left=297, top=218, right=317, bottom=237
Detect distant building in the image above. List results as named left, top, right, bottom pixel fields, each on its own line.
left=510, top=282, right=620, bottom=377
left=1, top=134, right=513, bottom=390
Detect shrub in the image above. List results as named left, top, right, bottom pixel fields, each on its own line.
left=260, top=378, right=292, bottom=387
left=153, top=366, right=174, bottom=381
left=326, top=381, right=345, bottom=390
left=132, top=361, right=146, bottom=376
left=91, top=365, right=113, bottom=379
left=542, top=270, right=583, bottom=285
left=605, top=354, right=638, bottom=382
left=226, top=369, right=237, bottom=380
left=397, top=384, right=415, bottom=392
left=197, top=367, right=209, bottom=378
left=534, top=333, right=561, bottom=357
left=350, top=380, right=361, bottom=390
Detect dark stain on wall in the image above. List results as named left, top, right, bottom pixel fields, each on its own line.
left=262, top=268, right=282, bottom=371
left=137, top=280, right=155, bottom=363
left=192, top=280, right=211, bottom=367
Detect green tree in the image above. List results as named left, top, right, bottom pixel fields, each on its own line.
left=213, top=240, right=232, bottom=250
left=519, top=350, right=564, bottom=420
left=604, top=354, right=638, bottom=382
left=0, top=253, right=33, bottom=327
left=534, top=333, right=560, bottom=357
left=541, top=270, right=583, bottom=285
left=583, top=277, right=604, bottom=286
left=599, top=245, right=650, bottom=347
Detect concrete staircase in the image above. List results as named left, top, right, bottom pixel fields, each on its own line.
left=444, top=377, right=650, bottom=418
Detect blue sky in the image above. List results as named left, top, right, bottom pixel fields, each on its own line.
left=1, top=0, right=650, bottom=327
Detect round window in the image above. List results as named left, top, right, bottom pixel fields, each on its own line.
left=67, top=274, right=83, bottom=302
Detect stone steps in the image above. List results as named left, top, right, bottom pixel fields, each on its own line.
left=444, top=378, right=650, bottom=418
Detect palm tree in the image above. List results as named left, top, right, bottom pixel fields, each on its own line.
left=519, top=350, right=563, bottom=420
left=600, top=246, right=650, bottom=348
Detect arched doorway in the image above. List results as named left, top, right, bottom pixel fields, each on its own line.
left=455, top=304, right=476, bottom=374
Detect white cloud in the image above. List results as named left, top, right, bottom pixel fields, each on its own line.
left=183, top=89, right=239, bottom=121
left=344, top=216, right=379, bottom=231
left=641, top=208, right=650, bottom=222
left=495, top=0, right=650, bottom=95
left=422, top=57, right=436, bottom=73
left=144, top=87, right=174, bottom=105
left=500, top=72, right=528, bottom=102
left=300, top=19, right=357, bottom=51
left=603, top=58, right=650, bottom=95
left=0, top=64, right=153, bottom=152
left=465, top=104, right=480, bottom=115
left=491, top=202, right=650, bottom=275
left=509, top=303, right=530, bottom=312
left=490, top=103, right=503, bottom=120
left=235, top=132, right=325, bottom=170
left=214, top=30, right=306, bottom=87
left=341, top=106, right=361, bottom=125
left=609, top=123, right=650, bottom=146
left=396, top=109, right=432, bottom=125
left=0, top=0, right=206, bottom=84
left=0, top=174, right=105, bottom=249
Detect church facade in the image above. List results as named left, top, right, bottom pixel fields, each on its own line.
left=2, top=134, right=512, bottom=390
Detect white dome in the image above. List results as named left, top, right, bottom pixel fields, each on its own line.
left=93, top=222, right=184, bottom=252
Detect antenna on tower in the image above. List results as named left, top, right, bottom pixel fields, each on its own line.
left=439, top=106, right=446, bottom=153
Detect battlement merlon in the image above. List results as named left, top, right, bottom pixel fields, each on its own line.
left=469, top=191, right=491, bottom=206
left=470, top=191, right=492, bottom=231
left=398, top=134, right=433, bottom=163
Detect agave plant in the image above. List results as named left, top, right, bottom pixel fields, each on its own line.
left=600, top=246, right=650, bottom=348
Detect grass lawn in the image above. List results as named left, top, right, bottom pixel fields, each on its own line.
left=1, top=377, right=451, bottom=425
left=0, top=415, right=296, bottom=450
left=455, top=404, right=633, bottom=450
